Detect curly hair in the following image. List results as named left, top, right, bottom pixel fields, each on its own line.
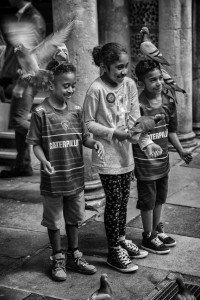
left=46, top=60, right=76, bottom=76
left=135, top=59, right=161, bottom=81
left=92, top=42, right=127, bottom=68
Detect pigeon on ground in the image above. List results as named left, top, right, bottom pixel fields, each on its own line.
left=140, top=27, right=170, bottom=66
left=129, top=114, right=166, bottom=135
left=175, top=278, right=196, bottom=300
left=87, top=273, right=113, bottom=300
left=3, top=18, right=78, bottom=90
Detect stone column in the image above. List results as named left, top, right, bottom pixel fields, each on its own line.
left=192, top=0, right=200, bottom=136
left=159, top=0, right=196, bottom=148
left=52, top=0, right=105, bottom=206
left=97, top=0, right=131, bottom=75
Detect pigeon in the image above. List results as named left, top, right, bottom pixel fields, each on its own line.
left=87, top=274, right=113, bottom=300
left=129, top=114, right=166, bottom=135
left=161, top=68, right=186, bottom=94
left=175, top=278, right=196, bottom=300
left=3, top=18, right=78, bottom=90
left=140, top=27, right=170, bottom=66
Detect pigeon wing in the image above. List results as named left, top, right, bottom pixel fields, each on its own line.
left=140, top=41, right=170, bottom=65
left=3, top=21, right=37, bottom=49
left=31, top=19, right=76, bottom=69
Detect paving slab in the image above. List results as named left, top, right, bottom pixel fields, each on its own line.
left=125, top=228, right=200, bottom=278
left=167, top=165, right=200, bottom=207
left=0, top=198, right=96, bottom=236
left=78, top=220, right=200, bottom=277
left=0, top=228, right=49, bottom=275
left=0, top=247, right=169, bottom=300
left=127, top=204, right=200, bottom=238
left=0, top=286, right=30, bottom=300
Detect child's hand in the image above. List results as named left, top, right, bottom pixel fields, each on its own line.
left=94, top=141, right=104, bottom=160
left=144, top=143, right=163, bottom=158
left=179, top=151, right=193, bottom=165
left=42, top=160, right=56, bottom=175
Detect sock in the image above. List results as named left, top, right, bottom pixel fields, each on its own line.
left=67, top=247, right=78, bottom=253
left=53, top=250, right=62, bottom=255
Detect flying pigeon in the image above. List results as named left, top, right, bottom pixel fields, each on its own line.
left=129, top=114, right=166, bottom=135
left=4, top=18, right=78, bottom=90
left=87, top=274, right=113, bottom=300
left=175, top=278, right=196, bottom=300
left=161, top=68, right=186, bottom=94
left=140, top=27, right=170, bottom=66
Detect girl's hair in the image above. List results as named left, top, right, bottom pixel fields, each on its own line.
left=92, top=42, right=127, bottom=68
left=47, top=60, right=76, bottom=76
left=135, top=59, right=161, bottom=81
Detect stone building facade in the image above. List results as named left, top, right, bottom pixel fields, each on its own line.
left=0, top=0, right=199, bottom=203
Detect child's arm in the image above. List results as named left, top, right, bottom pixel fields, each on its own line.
left=83, top=137, right=104, bottom=160
left=33, top=145, right=55, bottom=174
left=168, top=132, right=192, bottom=164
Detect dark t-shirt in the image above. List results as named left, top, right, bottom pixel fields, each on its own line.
left=26, top=98, right=90, bottom=197
left=132, top=91, right=177, bottom=181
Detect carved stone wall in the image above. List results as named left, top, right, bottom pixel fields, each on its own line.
left=129, top=0, right=158, bottom=80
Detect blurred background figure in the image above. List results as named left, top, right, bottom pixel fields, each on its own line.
left=0, top=0, right=46, bottom=178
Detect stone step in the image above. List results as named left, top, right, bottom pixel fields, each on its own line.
left=0, top=148, right=16, bottom=166
left=0, top=130, right=16, bottom=149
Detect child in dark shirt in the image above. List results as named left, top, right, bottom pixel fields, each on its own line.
left=26, top=61, right=104, bottom=281
left=133, top=59, right=192, bottom=254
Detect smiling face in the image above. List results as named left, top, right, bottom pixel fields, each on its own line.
left=105, top=52, right=129, bottom=86
left=143, top=68, right=164, bottom=96
left=53, top=71, right=76, bottom=104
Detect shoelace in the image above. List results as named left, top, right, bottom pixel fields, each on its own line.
left=122, top=239, right=139, bottom=251
left=116, top=248, right=132, bottom=265
left=152, top=236, right=163, bottom=246
left=158, top=232, right=168, bottom=239
left=54, top=259, right=65, bottom=270
left=74, top=251, right=88, bottom=266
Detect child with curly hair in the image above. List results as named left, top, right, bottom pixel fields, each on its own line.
left=26, top=60, right=104, bottom=281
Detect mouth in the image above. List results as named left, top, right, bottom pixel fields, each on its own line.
left=65, top=93, right=73, bottom=98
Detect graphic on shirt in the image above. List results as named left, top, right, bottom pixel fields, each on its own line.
left=106, top=92, right=116, bottom=103
left=61, top=120, right=69, bottom=131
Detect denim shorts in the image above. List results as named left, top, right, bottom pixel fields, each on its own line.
left=136, top=175, right=168, bottom=211
left=41, top=190, right=85, bottom=230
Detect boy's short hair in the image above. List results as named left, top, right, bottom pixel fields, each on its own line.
left=135, top=59, right=161, bottom=81
left=46, top=60, right=76, bottom=76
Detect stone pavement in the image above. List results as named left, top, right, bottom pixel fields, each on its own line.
left=0, top=147, right=200, bottom=300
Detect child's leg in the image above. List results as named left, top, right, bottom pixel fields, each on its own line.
left=137, top=180, right=170, bottom=254
left=48, top=229, right=61, bottom=254
left=66, top=224, right=78, bottom=251
left=99, top=173, right=139, bottom=272
left=118, top=172, right=148, bottom=259
left=153, top=204, right=162, bottom=231
left=41, top=195, right=66, bottom=281
left=118, top=172, right=131, bottom=238
left=63, top=192, right=96, bottom=274
left=99, top=174, right=123, bottom=248
left=155, top=176, right=176, bottom=247
left=141, top=209, right=153, bottom=233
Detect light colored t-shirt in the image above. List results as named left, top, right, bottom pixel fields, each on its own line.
left=83, top=77, right=152, bottom=175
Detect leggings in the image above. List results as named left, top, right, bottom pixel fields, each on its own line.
left=99, top=172, right=131, bottom=248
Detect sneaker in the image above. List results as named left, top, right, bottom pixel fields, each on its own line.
left=156, top=222, right=176, bottom=247
left=120, top=239, right=148, bottom=259
left=50, top=253, right=67, bottom=281
left=141, top=231, right=170, bottom=254
left=66, top=250, right=96, bottom=275
left=0, top=167, right=33, bottom=178
left=107, top=246, right=138, bottom=273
